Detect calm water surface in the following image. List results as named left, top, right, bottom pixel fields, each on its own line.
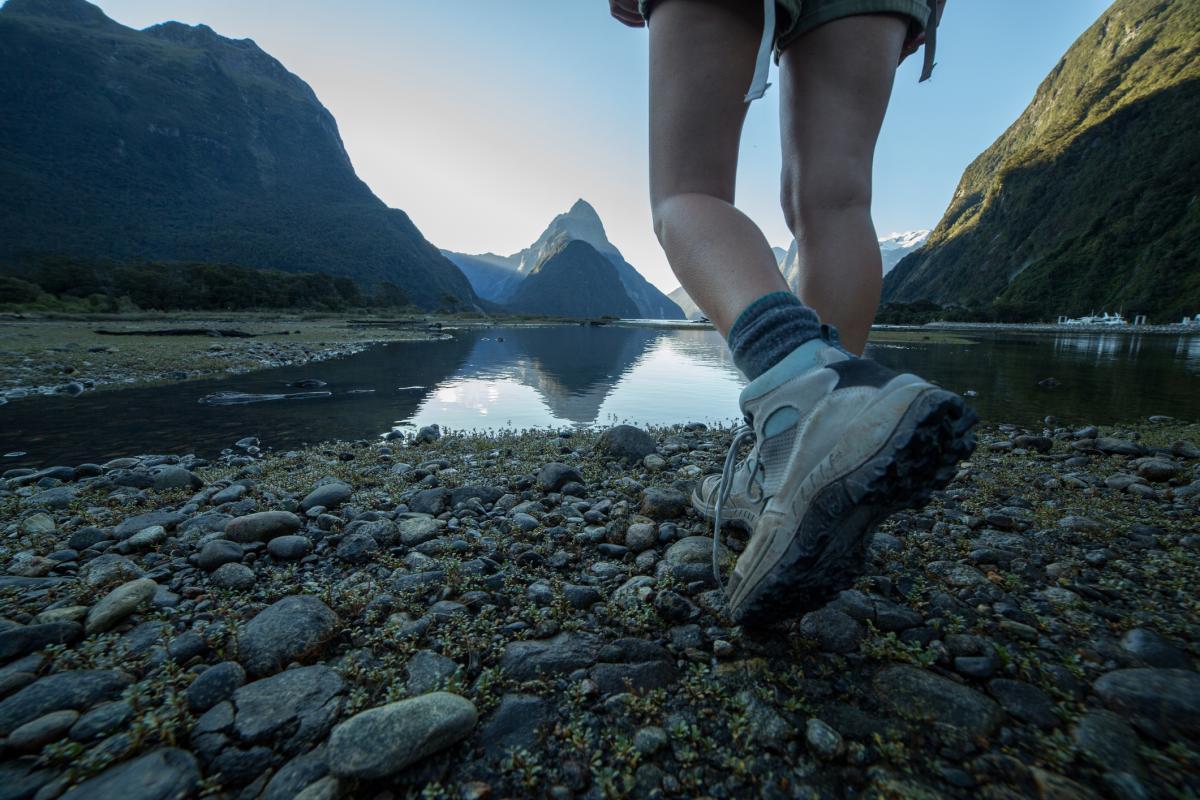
left=2, top=325, right=1197, bottom=467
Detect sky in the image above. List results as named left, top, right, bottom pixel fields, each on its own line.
left=86, top=0, right=1112, bottom=293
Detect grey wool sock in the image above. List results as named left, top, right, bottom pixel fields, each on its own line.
left=726, top=291, right=823, bottom=380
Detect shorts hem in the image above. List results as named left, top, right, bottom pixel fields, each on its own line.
left=775, top=0, right=931, bottom=57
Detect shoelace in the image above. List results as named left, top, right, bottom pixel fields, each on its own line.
left=712, top=424, right=756, bottom=592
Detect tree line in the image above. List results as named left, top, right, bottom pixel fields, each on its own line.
left=0, top=258, right=412, bottom=312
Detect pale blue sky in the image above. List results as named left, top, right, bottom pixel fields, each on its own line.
left=75, top=0, right=1111, bottom=292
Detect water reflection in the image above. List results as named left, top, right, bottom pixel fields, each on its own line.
left=1, top=326, right=1197, bottom=468
left=1175, top=336, right=1200, bottom=374
left=1052, top=333, right=1144, bottom=362
left=408, top=328, right=743, bottom=430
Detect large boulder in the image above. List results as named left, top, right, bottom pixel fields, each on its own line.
left=60, top=748, right=199, bottom=800
left=237, top=596, right=338, bottom=677
left=224, top=511, right=302, bottom=543
left=327, top=692, right=478, bottom=779
left=1093, top=668, right=1200, bottom=741
left=872, top=666, right=1003, bottom=740
left=596, top=425, right=657, bottom=464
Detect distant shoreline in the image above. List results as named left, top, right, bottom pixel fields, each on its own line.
left=905, top=321, right=1200, bottom=336
left=617, top=318, right=1200, bottom=336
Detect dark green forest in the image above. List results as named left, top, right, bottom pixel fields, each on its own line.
left=0, top=259, right=414, bottom=312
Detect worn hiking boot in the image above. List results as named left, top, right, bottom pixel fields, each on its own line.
left=691, top=427, right=765, bottom=531
left=713, top=332, right=977, bottom=624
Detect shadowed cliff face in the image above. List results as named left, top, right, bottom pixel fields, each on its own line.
left=0, top=0, right=478, bottom=309
left=883, top=0, right=1200, bottom=321
left=506, top=240, right=641, bottom=320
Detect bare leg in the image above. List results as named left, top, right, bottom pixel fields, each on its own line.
left=779, top=15, right=906, bottom=354
left=649, top=0, right=788, bottom=337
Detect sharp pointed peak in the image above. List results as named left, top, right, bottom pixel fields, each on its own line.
left=567, top=198, right=600, bottom=219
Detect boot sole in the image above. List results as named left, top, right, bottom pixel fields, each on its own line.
left=728, top=387, right=977, bottom=624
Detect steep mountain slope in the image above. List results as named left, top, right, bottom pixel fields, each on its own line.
left=506, top=240, right=640, bottom=319
left=447, top=199, right=684, bottom=319
left=0, top=0, right=478, bottom=308
left=882, top=0, right=1200, bottom=320
left=441, top=251, right=519, bottom=301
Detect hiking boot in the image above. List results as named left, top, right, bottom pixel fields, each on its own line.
left=713, top=332, right=977, bottom=624
left=691, top=427, right=765, bottom=531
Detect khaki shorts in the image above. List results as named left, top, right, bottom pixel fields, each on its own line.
left=639, top=0, right=933, bottom=58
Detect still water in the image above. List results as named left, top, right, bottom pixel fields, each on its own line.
left=2, top=325, right=1198, bottom=467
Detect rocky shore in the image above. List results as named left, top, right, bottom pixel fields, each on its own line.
left=0, top=317, right=448, bottom=403
left=1, top=419, right=1198, bottom=799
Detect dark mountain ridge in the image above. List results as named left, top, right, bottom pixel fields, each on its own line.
left=882, top=0, right=1200, bottom=322
left=506, top=239, right=640, bottom=319
left=446, top=200, right=685, bottom=319
left=0, top=0, right=478, bottom=308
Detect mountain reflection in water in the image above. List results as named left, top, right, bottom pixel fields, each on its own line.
left=407, top=326, right=741, bottom=429
left=1, top=325, right=1197, bottom=468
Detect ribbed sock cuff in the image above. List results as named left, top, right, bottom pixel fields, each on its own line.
left=727, top=291, right=822, bottom=380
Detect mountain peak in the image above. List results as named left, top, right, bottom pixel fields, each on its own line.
left=527, top=199, right=618, bottom=262
left=0, top=0, right=117, bottom=27
left=141, top=20, right=315, bottom=104
left=567, top=198, right=601, bottom=221
left=879, top=230, right=930, bottom=250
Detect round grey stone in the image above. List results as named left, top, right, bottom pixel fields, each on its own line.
left=7, top=709, right=79, bottom=751
left=406, top=650, right=460, bottom=695
left=59, top=747, right=199, bottom=800
left=987, top=678, right=1058, bottom=728
left=805, top=718, right=844, bottom=760
left=512, top=513, right=539, bottom=532
left=1119, top=628, right=1191, bottom=669
left=0, top=670, right=131, bottom=736
left=151, top=466, right=201, bottom=491
left=20, top=512, right=56, bottom=535
left=336, top=533, right=379, bottom=564
left=640, top=487, right=687, bottom=519
left=237, top=595, right=338, bottom=677
left=300, top=482, right=352, bottom=512
left=1093, top=668, right=1200, bottom=741
left=187, top=661, right=246, bottom=712
left=69, top=701, right=134, bottom=742
left=634, top=725, right=669, bottom=755
left=596, top=425, right=657, bottom=464
left=398, top=516, right=441, bottom=546
left=800, top=607, right=864, bottom=654
left=79, top=554, right=143, bottom=589
left=625, top=523, right=657, bottom=552
left=327, top=692, right=478, bottom=779
left=210, top=562, right=255, bottom=590
left=873, top=665, right=1003, bottom=740
left=85, top=578, right=158, bottom=635
left=224, top=511, right=302, bottom=543
left=196, top=539, right=244, bottom=572
left=537, top=462, right=584, bottom=492
left=125, top=525, right=166, bottom=550
left=68, top=528, right=110, bottom=551
left=267, top=535, right=312, bottom=561
left=1073, top=710, right=1141, bottom=774
left=210, top=483, right=248, bottom=505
